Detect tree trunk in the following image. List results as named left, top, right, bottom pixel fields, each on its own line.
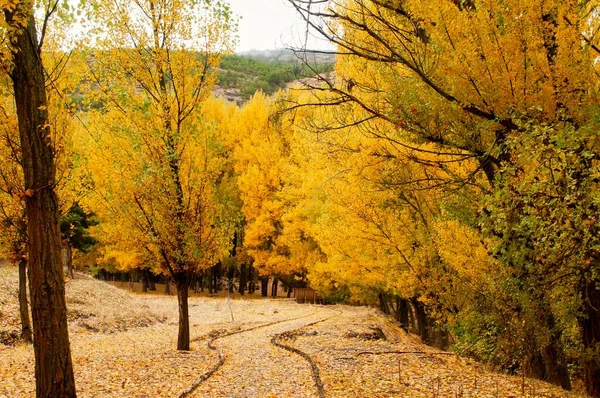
left=261, top=276, right=269, bottom=297
left=396, top=297, right=410, bottom=332
left=238, top=263, right=247, bottom=295
left=248, top=265, right=255, bottom=294
left=287, top=283, right=293, bottom=298
left=228, top=266, right=234, bottom=293
left=4, top=6, right=77, bottom=397
left=18, top=258, right=32, bottom=343
left=149, top=272, right=156, bottom=291
left=141, top=269, right=148, bottom=293
left=176, top=278, right=190, bottom=350
left=582, top=281, right=600, bottom=396
left=66, top=244, right=73, bottom=279
left=271, top=277, right=279, bottom=297
left=379, top=292, right=390, bottom=315
left=411, top=298, right=430, bottom=343
left=165, top=278, right=171, bottom=295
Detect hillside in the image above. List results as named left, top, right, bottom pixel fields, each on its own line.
left=215, top=50, right=335, bottom=103
left=0, top=265, right=165, bottom=346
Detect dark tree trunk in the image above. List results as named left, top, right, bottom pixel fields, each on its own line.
left=238, top=263, right=247, bottom=295
left=149, top=272, right=156, bottom=291
left=261, top=276, right=269, bottom=297
left=228, top=266, right=234, bottom=293
left=18, top=258, right=32, bottom=343
left=379, top=293, right=390, bottom=315
left=396, top=297, right=410, bottom=332
left=141, top=269, right=149, bottom=293
left=4, top=6, right=77, bottom=397
left=411, top=298, right=430, bottom=343
left=176, top=278, right=190, bottom=350
left=165, top=278, right=171, bottom=295
left=287, top=282, right=293, bottom=298
left=248, top=265, right=255, bottom=294
left=271, top=277, right=279, bottom=297
left=129, top=271, right=135, bottom=291
left=582, top=281, right=600, bottom=396
left=541, top=337, right=571, bottom=391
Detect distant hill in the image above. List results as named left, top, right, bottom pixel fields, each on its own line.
left=215, top=49, right=335, bottom=104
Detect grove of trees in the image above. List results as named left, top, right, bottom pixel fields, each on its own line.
left=2, top=0, right=600, bottom=396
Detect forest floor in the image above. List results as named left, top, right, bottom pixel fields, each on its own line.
left=0, top=266, right=585, bottom=397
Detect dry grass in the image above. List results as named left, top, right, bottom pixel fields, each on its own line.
left=0, top=265, right=167, bottom=346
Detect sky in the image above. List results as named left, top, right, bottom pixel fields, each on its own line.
left=226, top=0, right=332, bottom=52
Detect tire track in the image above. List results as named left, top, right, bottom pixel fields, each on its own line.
left=179, top=311, right=319, bottom=397
left=270, top=310, right=342, bottom=398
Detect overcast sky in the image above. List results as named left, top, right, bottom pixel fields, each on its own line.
left=226, top=0, right=332, bottom=52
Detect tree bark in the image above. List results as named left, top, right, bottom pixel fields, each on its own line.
left=141, top=269, right=149, bottom=293
left=582, top=281, right=600, bottom=396
left=271, top=277, right=279, bottom=297
left=18, top=258, right=32, bottom=343
left=66, top=244, right=73, bottom=279
left=149, top=272, right=156, bottom=291
left=396, top=297, right=410, bottom=332
left=176, top=278, right=190, bottom=350
left=4, top=6, right=77, bottom=397
left=411, top=298, right=430, bottom=343
left=261, top=276, right=269, bottom=297
left=165, top=278, right=171, bottom=295
left=238, top=263, right=247, bottom=295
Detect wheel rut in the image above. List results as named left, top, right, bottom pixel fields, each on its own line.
left=180, top=309, right=338, bottom=398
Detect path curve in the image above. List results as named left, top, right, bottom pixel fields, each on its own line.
left=183, top=309, right=336, bottom=398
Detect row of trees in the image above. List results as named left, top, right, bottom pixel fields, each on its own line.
left=266, top=0, right=600, bottom=395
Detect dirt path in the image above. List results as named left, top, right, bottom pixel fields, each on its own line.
left=187, top=309, right=335, bottom=398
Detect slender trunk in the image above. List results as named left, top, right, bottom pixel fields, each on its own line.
left=176, top=278, right=190, bottom=350
left=142, top=269, right=148, bottom=293
left=228, top=267, right=234, bottom=293
left=238, top=263, right=246, bottom=295
left=582, top=281, right=600, bottom=396
left=287, top=282, right=293, bottom=298
left=379, top=293, right=390, bottom=314
left=66, top=244, right=73, bottom=279
left=248, top=265, right=255, bottom=294
left=411, top=298, right=430, bottom=343
left=129, top=271, right=135, bottom=291
left=165, top=278, right=171, bottom=295
left=18, top=258, right=32, bottom=343
left=4, top=7, right=77, bottom=396
left=271, top=277, right=279, bottom=297
left=261, top=276, right=269, bottom=297
left=149, top=272, right=156, bottom=291
left=396, top=297, right=410, bottom=332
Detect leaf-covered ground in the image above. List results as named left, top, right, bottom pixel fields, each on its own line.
left=0, top=268, right=585, bottom=397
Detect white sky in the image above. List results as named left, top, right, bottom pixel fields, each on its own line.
left=226, top=0, right=332, bottom=52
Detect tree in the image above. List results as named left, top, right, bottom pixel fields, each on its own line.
left=84, top=0, right=238, bottom=350
left=60, top=203, right=98, bottom=278
left=0, top=1, right=76, bottom=396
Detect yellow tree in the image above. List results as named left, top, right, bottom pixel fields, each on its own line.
left=231, top=92, right=317, bottom=296
left=84, top=0, right=237, bottom=350
left=0, top=1, right=78, bottom=395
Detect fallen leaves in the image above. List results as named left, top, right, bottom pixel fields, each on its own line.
left=0, top=272, right=587, bottom=397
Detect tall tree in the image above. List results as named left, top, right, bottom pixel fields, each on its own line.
left=84, top=0, right=237, bottom=350
left=0, top=1, right=76, bottom=396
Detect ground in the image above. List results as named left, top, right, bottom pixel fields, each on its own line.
left=0, top=266, right=584, bottom=397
